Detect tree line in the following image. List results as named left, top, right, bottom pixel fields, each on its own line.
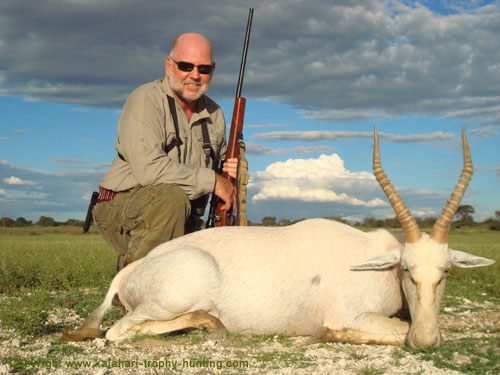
left=253, top=206, right=500, bottom=231
left=0, top=216, right=84, bottom=228
left=1, top=205, right=499, bottom=230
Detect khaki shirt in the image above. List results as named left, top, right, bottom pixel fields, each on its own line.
left=100, top=78, right=226, bottom=200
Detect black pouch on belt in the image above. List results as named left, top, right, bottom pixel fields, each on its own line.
left=83, top=191, right=99, bottom=233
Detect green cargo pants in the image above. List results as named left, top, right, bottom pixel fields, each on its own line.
left=92, top=184, right=200, bottom=268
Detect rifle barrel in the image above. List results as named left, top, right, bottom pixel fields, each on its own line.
left=235, top=8, right=254, bottom=99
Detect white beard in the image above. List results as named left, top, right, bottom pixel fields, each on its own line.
left=168, top=66, right=209, bottom=103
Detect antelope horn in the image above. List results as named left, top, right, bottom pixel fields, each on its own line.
left=431, top=126, right=473, bottom=244
left=373, top=127, right=421, bottom=243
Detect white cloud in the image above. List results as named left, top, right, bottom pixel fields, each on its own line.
left=255, top=130, right=454, bottom=143
left=253, top=185, right=386, bottom=206
left=0, top=0, right=498, bottom=127
left=53, top=158, right=87, bottom=163
left=246, top=123, right=290, bottom=129
left=293, top=145, right=333, bottom=154
left=71, top=106, right=89, bottom=112
left=249, top=153, right=387, bottom=207
left=0, top=160, right=104, bottom=221
left=411, top=208, right=438, bottom=217
left=88, top=163, right=110, bottom=169
left=492, top=166, right=500, bottom=181
left=51, top=158, right=110, bottom=170
left=3, top=176, right=36, bottom=186
left=10, top=191, right=49, bottom=200
left=469, top=126, right=499, bottom=138
left=245, top=142, right=286, bottom=155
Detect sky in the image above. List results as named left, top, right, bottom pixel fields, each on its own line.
left=0, top=0, right=499, bottom=224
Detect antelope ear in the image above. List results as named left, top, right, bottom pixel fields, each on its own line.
left=449, top=249, right=495, bottom=268
left=351, top=248, right=401, bottom=271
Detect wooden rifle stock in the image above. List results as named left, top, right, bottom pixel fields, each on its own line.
left=214, top=97, right=246, bottom=227
left=206, top=8, right=253, bottom=228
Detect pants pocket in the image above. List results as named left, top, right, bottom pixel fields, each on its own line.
left=92, top=200, right=129, bottom=255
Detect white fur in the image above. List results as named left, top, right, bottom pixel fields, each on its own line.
left=111, top=219, right=404, bottom=337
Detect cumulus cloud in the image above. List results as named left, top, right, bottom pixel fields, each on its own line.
left=245, top=151, right=461, bottom=221
left=249, top=153, right=387, bottom=207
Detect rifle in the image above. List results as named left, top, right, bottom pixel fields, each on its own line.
left=206, top=8, right=253, bottom=228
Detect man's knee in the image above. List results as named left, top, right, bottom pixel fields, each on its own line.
left=139, top=184, right=191, bottom=229
left=124, top=184, right=191, bottom=262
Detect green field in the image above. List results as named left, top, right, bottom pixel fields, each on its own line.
left=0, top=226, right=498, bottom=374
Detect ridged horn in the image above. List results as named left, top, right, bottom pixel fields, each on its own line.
left=373, top=127, right=421, bottom=243
left=431, top=126, right=473, bottom=244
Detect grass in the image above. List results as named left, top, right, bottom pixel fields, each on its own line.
left=347, top=347, right=369, bottom=360
left=405, top=337, right=500, bottom=375
left=0, top=227, right=117, bottom=336
left=0, top=226, right=498, bottom=374
left=255, top=348, right=315, bottom=369
left=445, top=232, right=500, bottom=304
left=353, top=364, right=387, bottom=375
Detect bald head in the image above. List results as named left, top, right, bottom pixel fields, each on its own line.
left=170, top=33, right=213, bottom=63
left=166, top=33, right=215, bottom=106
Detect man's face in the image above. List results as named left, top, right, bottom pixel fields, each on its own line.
left=167, top=49, right=214, bottom=103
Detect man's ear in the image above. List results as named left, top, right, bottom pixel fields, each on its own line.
left=449, top=248, right=495, bottom=268
left=350, top=248, right=401, bottom=271
left=165, top=56, right=171, bottom=75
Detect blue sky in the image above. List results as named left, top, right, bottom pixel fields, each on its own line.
left=1, top=0, right=499, bottom=224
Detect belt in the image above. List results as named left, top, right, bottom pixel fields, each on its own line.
left=98, top=186, right=117, bottom=203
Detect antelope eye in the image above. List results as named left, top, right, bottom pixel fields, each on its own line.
left=403, top=266, right=408, bottom=271
left=444, top=268, right=450, bottom=273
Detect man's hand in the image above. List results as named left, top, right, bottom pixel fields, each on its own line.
left=214, top=174, right=236, bottom=211
left=222, top=158, right=238, bottom=179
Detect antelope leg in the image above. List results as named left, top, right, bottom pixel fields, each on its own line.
left=320, top=313, right=409, bottom=346
left=129, top=310, right=226, bottom=336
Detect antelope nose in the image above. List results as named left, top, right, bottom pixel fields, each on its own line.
left=409, top=332, right=440, bottom=349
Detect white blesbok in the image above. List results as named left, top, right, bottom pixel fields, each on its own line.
left=62, top=127, right=494, bottom=349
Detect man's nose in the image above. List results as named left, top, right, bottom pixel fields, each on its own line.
left=189, top=67, right=201, bottom=79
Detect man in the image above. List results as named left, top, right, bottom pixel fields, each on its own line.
left=93, top=33, right=237, bottom=270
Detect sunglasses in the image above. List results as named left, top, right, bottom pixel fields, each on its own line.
left=170, top=58, right=214, bottom=75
